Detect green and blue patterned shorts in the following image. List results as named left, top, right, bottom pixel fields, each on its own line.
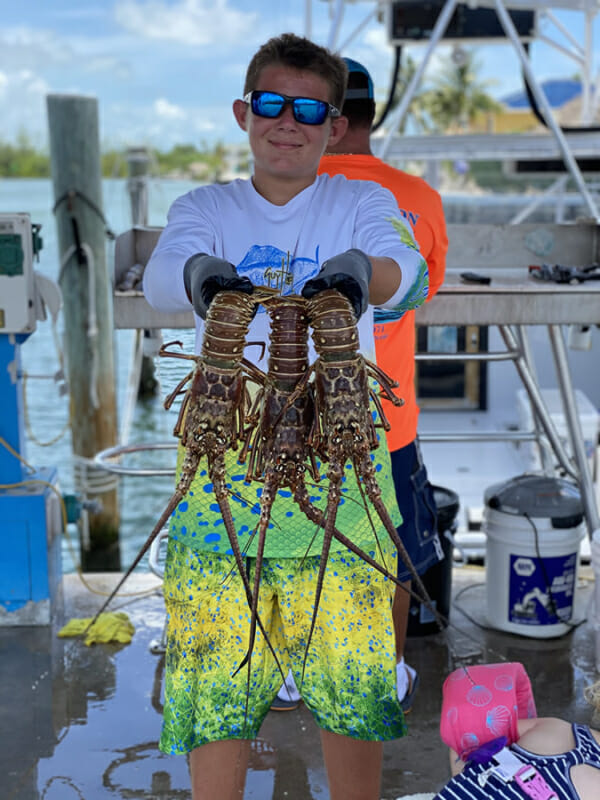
left=160, top=536, right=407, bottom=753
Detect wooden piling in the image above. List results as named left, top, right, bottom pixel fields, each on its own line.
left=46, top=93, right=121, bottom=571
left=126, top=147, right=150, bottom=228
left=126, top=147, right=159, bottom=398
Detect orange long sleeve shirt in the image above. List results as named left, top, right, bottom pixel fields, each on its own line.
left=318, top=154, right=448, bottom=451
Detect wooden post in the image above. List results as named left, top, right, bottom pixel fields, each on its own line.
left=126, top=147, right=159, bottom=398
left=126, top=147, right=150, bottom=227
left=46, top=93, right=121, bottom=571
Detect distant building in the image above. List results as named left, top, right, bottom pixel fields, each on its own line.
left=471, top=78, right=598, bottom=134
left=220, top=143, right=251, bottom=182
left=502, top=78, right=582, bottom=111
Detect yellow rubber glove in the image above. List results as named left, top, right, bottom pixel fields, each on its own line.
left=58, top=611, right=135, bottom=646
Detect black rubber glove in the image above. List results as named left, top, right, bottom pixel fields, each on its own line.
left=183, top=253, right=253, bottom=319
left=301, top=248, right=372, bottom=319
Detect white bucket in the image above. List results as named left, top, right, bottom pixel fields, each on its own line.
left=483, top=475, right=585, bottom=638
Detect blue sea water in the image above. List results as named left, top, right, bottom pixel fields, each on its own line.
left=0, top=177, right=200, bottom=572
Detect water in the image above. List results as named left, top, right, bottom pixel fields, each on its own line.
left=0, top=177, right=199, bottom=572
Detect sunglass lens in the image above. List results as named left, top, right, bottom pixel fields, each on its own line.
left=252, top=92, right=284, bottom=118
left=293, top=100, right=327, bottom=125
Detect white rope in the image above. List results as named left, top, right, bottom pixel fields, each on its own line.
left=119, top=329, right=145, bottom=446
left=72, top=456, right=119, bottom=552
left=73, top=456, right=119, bottom=495
left=58, top=242, right=100, bottom=409
left=21, top=273, right=70, bottom=446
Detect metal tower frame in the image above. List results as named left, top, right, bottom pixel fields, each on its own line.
left=312, top=0, right=600, bottom=220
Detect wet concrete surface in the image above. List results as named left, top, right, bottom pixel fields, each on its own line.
left=1, top=564, right=597, bottom=800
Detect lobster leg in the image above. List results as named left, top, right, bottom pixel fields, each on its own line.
left=298, top=288, right=446, bottom=666
left=80, top=489, right=185, bottom=634
left=163, top=370, right=194, bottom=410
left=292, top=482, right=447, bottom=627
left=297, top=463, right=343, bottom=680
left=296, top=471, right=446, bottom=634
left=78, top=443, right=205, bottom=637
left=81, top=291, right=268, bottom=640
left=235, top=296, right=318, bottom=685
left=210, top=461, right=288, bottom=700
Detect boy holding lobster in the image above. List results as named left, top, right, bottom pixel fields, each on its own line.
left=143, top=32, right=428, bottom=800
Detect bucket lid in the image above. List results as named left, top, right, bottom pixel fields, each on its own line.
left=432, top=485, right=460, bottom=515
left=484, top=474, right=584, bottom=528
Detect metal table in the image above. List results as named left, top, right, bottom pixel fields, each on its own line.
left=415, top=271, right=600, bottom=529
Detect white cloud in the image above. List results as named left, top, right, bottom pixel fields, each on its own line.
left=153, top=97, right=187, bottom=120
left=0, top=27, right=74, bottom=70
left=0, top=24, right=140, bottom=145
left=0, top=69, right=51, bottom=147
left=87, top=56, right=133, bottom=80
left=103, top=99, right=236, bottom=151
left=193, top=116, right=217, bottom=134
left=21, top=71, right=49, bottom=96
left=114, top=0, right=258, bottom=46
left=0, top=25, right=134, bottom=81
left=364, top=25, right=390, bottom=55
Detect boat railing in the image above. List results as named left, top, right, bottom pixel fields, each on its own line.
left=94, top=440, right=173, bottom=654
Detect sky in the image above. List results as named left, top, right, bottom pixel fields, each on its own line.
left=2, top=1, right=600, bottom=152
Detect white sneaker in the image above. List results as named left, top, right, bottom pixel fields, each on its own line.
left=397, top=659, right=419, bottom=712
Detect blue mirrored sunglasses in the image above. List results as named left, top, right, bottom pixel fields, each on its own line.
left=243, top=90, right=341, bottom=126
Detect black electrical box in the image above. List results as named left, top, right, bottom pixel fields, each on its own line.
left=389, top=2, right=537, bottom=43
left=509, top=158, right=600, bottom=176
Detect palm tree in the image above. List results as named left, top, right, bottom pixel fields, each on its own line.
left=421, top=48, right=502, bottom=133
left=386, top=51, right=436, bottom=134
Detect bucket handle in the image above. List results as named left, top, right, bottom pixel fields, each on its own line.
left=443, top=525, right=468, bottom=568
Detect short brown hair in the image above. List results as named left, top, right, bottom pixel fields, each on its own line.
left=243, top=33, right=348, bottom=109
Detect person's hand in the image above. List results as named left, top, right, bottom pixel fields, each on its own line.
left=301, top=248, right=372, bottom=319
left=183, top=253, right=253, bottom=319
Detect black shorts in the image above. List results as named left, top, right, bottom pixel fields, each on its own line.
left=390, top=440, right=443, bottom=581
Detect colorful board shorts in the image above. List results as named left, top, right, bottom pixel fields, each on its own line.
left=160, top=537, right=407, bottom=753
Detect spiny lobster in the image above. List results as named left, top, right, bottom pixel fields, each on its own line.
left=85, top=289, right=272, bottom=629
left=87, top=288, right=447, bottom=682
left=287, top=289, right=445, bottom=669
left=235, top=290, right=447, bottom=682
left=235, top=294, right=319, bottom=674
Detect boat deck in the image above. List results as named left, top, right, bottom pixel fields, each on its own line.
left=2, top=560, right=597, bottom=800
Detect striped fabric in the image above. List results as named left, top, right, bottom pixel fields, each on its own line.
left=434, top=724, right=600, bottom=799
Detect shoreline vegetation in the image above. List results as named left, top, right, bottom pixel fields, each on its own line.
left=0, top=135, right=571, bottom=195
left=0, top=134, right=250, bottom=183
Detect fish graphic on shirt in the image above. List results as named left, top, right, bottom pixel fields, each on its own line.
left=237, top=245, right=320, bottom=309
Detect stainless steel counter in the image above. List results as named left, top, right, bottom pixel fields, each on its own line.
left=112, top=221, right=600, bottom=329
left=114, top=270, right=600, bottom=328
left=416, top=271, right=600, bottom=326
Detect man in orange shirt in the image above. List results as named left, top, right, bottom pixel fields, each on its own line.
left=320, top=58, right=448, bottom=711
